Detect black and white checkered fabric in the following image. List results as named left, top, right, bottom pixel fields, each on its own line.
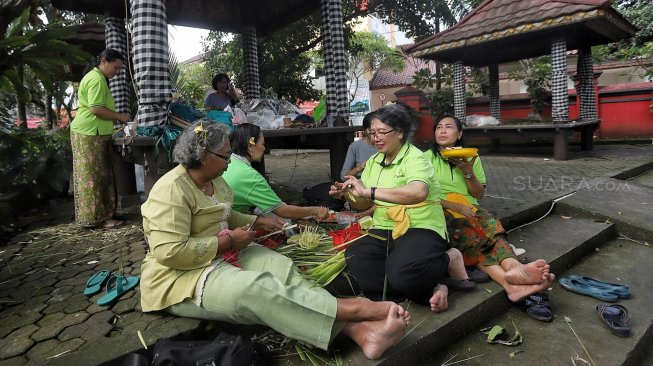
left=130, top=0, right=171, bottom=127
left=453, top=61, right=466, bottom=123
left=320, top=0, right=349, bottom=122
left=488, top=64, right=500, bottom=120
left=577, top=48, right=596, bottom=122
left=105, top=17, right=130, bottom=127
left=242, top=26, right=261, bottom=99
left=551, top=36, right=568, bottom=123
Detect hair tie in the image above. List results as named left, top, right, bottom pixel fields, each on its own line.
left=249, top=137, right=255, bottom=145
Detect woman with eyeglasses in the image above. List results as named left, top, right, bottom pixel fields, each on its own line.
left=425, top=115, right=555, bottom=302
left=70, top=49, right=131, bottom=229
left=141, top=121, right=411, bottom=360
left=330, top=104, right=473, bottom=313
left=222, top=123, right=329, bottom=220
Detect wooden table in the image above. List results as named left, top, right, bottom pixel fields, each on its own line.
left=111, top=125, right=361, bottom=198
left=462, top=120, right=600, bottom=160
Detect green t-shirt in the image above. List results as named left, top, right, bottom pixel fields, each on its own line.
left=222, top=155, right=285, bottom=214
left=361, top=143, right=447, bottom=240
left=71, top=68, right=116, bottom=136
left=424, top=149, right=487, bottom=206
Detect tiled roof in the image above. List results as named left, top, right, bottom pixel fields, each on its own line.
left=370, top=57, right=437, bottom=89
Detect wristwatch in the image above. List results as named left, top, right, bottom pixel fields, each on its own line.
left=464, top=173, right=474, bottom=179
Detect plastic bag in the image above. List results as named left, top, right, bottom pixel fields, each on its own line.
left=231, top=107, right=247, bottom=125
left=466, top=115, right=500, bottom=127
left=313, top=95, right=327, bottom=123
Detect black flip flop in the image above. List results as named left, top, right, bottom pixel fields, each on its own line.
left=524, top=293, right=553, bottom=322
left=466, top=266, right=490, bottom=283
left=597, top=304, right=631, bottom=337
left=440, top=276, right=476, bottom=291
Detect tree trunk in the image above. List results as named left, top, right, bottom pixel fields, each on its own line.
left=46, top=93, right=54, bottom=129
left=16, top=65, right=27, bottom=129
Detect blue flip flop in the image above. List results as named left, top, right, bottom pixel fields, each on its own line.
left=597, top=304, right=630, bottom=337
left=97, top=275, right=140, bottom=306
left=568, top=275, right=630, bottom=299
left=559, top=277, right=618, bottom=302
left=83, top=270, right=111, bottom=296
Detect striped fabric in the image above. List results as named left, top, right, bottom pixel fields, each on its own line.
left=130, top=0, right=171, bottom=127
left=242, top=25, right=261, bottom=99
left=105, top=17, right=130, bottom=127
left=453, top=61, right=466, bottom=123
left=488, top=64, right=500, bottom=120
left=320, top=0, right=349, bottom=123
left=551, top=36, right=568, bottom=123
left=577, top=48, right=597, bottom=121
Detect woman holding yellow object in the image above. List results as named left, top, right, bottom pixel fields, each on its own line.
left=424, top=115, right=555, bottom=302
left=331, top=104, right=472, bottom=313
left=70, top=49, right=131, bottom=229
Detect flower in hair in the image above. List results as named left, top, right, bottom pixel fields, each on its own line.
left=249, top=137, right=256, bottom=145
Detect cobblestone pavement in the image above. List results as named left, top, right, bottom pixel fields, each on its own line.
left=0, top=143, right=651, bottom=365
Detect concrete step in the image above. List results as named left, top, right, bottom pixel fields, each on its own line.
left=425, top=237, right=653, bottom=366
left=322, top=211, right=617, bottom=366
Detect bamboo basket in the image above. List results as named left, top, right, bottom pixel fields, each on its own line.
left=168, top=114, right=191, bottom=129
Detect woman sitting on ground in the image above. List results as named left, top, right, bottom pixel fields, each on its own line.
left=424, top=115, right=555, bottom=302
left=222, top=123, right=329, bottom=220
left=140, top=121, right=410, bottom=360
left=330, top=104, right=472, bottom=313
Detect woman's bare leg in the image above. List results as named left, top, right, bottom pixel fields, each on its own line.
left=446, top=248, right=469, bottom=280
left=341, top=303, right=408, bottom=360
left=502, top=258, right=550, bottom=285
left=480, top=265, right=555, bottom=302
left=429, top=284, right=449, bottom=313
left=336, top=298, right=410, bottom=325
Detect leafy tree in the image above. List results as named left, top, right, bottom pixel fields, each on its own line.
left=509, top=57, right=552, bottom=119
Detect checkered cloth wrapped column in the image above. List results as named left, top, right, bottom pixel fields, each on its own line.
left=242, top=25, right=261, bottom=99
left=453, top=61, right=466, bottom=123
left=130, top=0, right=171, bottom=127
left=105, top=17, right=130, bottom=128
left=577, top=48, right=596, bottom=121
left=551, top=36, right=568, bottom=123
left=488, top=64, right=500, bottom=120
left=320, top=0, right=349, bottom=122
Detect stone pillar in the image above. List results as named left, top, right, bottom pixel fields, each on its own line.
left=488, top=64, right=500, bottom=120
left=577, top=47, right=597, bottom=121
left=320, top=0, right=349, bottom=125
left=242, top=25, right=261, bottom=99
left=551, top=36, right=568, bottom=123
left=453, top=61, right=466, bottom=123
left=131, top=0, right=171, bottom=127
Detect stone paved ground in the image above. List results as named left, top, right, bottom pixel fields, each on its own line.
left=0, top=143, right=651, bottom=365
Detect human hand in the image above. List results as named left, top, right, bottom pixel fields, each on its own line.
left=449, top=156, right=477, bottom=175
left=255, top=216, right=285, bottom=232
left=329, top=181, right=345, bottom=199
left=117, top=113, right=131, bottom=123
left=312, top=206, right=329, bottom=220
left=455, top=203, right=477, bottom=218
left=230, top=226, right=255, bottom=249
left=342, top=176, right=367, bottom=198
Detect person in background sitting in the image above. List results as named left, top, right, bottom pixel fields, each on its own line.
left=223, top=123, right=329, bottom=220
left=340, top=112, right=377, bottom=181
left=204, top=73, right=239, bottom=110
left=424, top=115, right=555, bottom=302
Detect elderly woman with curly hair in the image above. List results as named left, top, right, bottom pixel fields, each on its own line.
left=140, top=121, right=410, bottom=360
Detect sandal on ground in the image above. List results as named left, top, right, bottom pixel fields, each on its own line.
left=97, top=275, right=140, bottom=306
left=569, top=275, right=630, bottom=299
left=83, top=270, right=111, bottom=296
left=466, top=266, right=490, bottom=283
left=439, top=276, right=476, bottom=291
left=559, top=277, right=619, bottom=302
left=597, top=304, right=631, bottom=337
left=523, top=293, right=553, bottom=322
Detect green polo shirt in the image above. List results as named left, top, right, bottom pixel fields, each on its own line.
left=361, top=143, right=447, bottom=240
left=424, top=149, right=487, bottom=206
left=222, top=155, right=285, bottom=214
left=70, top=68, right=116, bottom=136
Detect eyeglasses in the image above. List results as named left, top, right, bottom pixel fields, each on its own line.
left=367, top=129, right=396, bottom=138
left=205, top=149, right=231, bottom=162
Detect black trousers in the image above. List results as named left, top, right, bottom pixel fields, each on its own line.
left=345, top=228, right=450, bottom=303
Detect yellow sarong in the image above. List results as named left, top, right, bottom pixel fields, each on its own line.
left=444, top=192, right=477, bottom=219
left=384, top=201, right=435, bottom=239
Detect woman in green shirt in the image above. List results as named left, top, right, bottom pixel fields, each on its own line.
left=223, top=123, right=328, bottom=220
left=70, top=49, right=131, bottom=228
left=425, top=115, right=555, bottom=302
left=141, top=121, right=410, bottom=360
left=332, top=104, right=472, bottom=313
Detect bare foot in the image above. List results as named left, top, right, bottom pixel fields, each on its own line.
left=337, top=298, right=398, bottom=322
left=505, top=273, right=556, bottom=302
left=343, top=303, right=408, bottom=360
left=505, top=259, right=550, bottom=285
left=446, top=248, right=468, bottom=280
left=429, top=284, right=449, bottom=313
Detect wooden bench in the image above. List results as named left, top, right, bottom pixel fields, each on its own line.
left=462, top=120, right=600, bottom=160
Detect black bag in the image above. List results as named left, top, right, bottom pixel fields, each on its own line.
left=152, top=333, right=255, bottom=366
left=302, top=182, right=344, bottom=211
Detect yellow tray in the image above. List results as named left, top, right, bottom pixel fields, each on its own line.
left=440, top=148, right=478, bottom=159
